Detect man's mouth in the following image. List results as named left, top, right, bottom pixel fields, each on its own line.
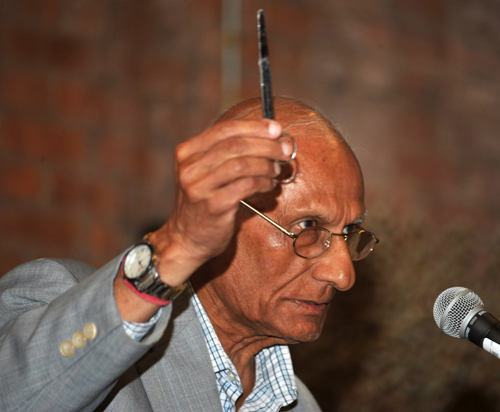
left=290, top=299, right=330, bottom=313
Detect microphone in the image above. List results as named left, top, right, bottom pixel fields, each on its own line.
left=433, top=287, right=500, bottom=359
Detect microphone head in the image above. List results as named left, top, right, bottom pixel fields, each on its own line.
left=433, top=287, right=484, bottom=338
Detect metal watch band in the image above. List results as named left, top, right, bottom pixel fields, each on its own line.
left=131, top=263, right=187, bottom=301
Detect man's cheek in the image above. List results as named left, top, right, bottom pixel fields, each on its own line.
left=268, top=232, right=288, bottom=249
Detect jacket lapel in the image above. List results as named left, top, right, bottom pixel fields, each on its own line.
left=136, top=293, right=223, bottom=412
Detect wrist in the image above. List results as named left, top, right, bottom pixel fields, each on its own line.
left=147, top=226, right=208, bottom=287
left=113, top=273, right=161, bottom=323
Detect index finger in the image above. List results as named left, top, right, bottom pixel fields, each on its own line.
left=176, top=119, right=282, bottom=162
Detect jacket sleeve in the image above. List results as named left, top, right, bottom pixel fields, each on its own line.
left=0, top=256, right=172, bottom=412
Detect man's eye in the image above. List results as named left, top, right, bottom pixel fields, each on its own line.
left=297, top=220, right=317, bottom=230
left=343, top=224, right=360, bottom=235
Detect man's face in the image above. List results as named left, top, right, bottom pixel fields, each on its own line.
left=199, top=113, right=366, bottom=344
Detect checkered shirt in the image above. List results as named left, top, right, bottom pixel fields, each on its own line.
left=190, top=285, right=298, bottom=412
left=123, top=309, right=163, bottom=341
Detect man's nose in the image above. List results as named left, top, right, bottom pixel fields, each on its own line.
left=311, top=237, right=356, bottom=291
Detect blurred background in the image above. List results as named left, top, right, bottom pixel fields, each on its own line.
left=1, top=0, right=500, bottom=410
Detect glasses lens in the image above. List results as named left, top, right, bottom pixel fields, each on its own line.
left=347, top=230, right=377, bottom=261
left=293, top=228, right=331, bottom=259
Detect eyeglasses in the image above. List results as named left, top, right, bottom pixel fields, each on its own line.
left=240, top=200, right=379, bottom=260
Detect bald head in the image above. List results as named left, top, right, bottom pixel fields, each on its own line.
left=215, top=97, right=345, bottom=144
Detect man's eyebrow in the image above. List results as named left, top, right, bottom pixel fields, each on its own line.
left=352, top=210, right=368, bottom=225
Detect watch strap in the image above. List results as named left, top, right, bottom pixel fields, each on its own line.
left=123, top=276, right=172, bottom=306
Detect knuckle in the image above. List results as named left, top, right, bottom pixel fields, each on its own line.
left=213, top=120, right=242, bottom=138
left=227, top=157, right=249, bottom=175
left=175, top=142, right=189, bottom=162
left=184, top=185, right=202, bottom=203
left=218, top=119, right=248, bottom=131
left=177, top=163, right=193, bottom=186
left=177, top=154, right=204, bottom=184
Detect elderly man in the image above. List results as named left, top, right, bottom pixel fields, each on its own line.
left=0, top=97, right=377, bottom=412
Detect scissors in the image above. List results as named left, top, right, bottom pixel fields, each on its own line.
left=257, top=9, right=297, bottom=165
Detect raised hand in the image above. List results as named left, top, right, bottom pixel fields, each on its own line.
left=148, top=119, right=292, bottom=287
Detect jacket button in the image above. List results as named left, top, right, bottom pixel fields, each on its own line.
left=83, top=322, right=98, bottom=340
left=72, top=331, right=87, bottom=348
left=60, top=340, right=75, bottom=357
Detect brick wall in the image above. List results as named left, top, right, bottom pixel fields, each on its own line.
left=0, top=0, right=220, bottom=271
left=1, top=1, right=500, bottom=411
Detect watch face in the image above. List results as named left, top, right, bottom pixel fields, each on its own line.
left=124, top=244, right=152, bottom=279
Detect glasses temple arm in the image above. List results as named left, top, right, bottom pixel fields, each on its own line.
left=239, top=200, right=296, bottom=238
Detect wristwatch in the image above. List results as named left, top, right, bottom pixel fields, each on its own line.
left=123, top=239, right=187, bottom=302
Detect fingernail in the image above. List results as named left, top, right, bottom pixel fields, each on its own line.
left=269, top=122, right=281, bottom=137
left=281, top=141, right=293, bottom=157
left=274, top=162, right=281, bottom=176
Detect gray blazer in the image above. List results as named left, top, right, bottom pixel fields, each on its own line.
left=0, top=257, right=322, bottom=412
